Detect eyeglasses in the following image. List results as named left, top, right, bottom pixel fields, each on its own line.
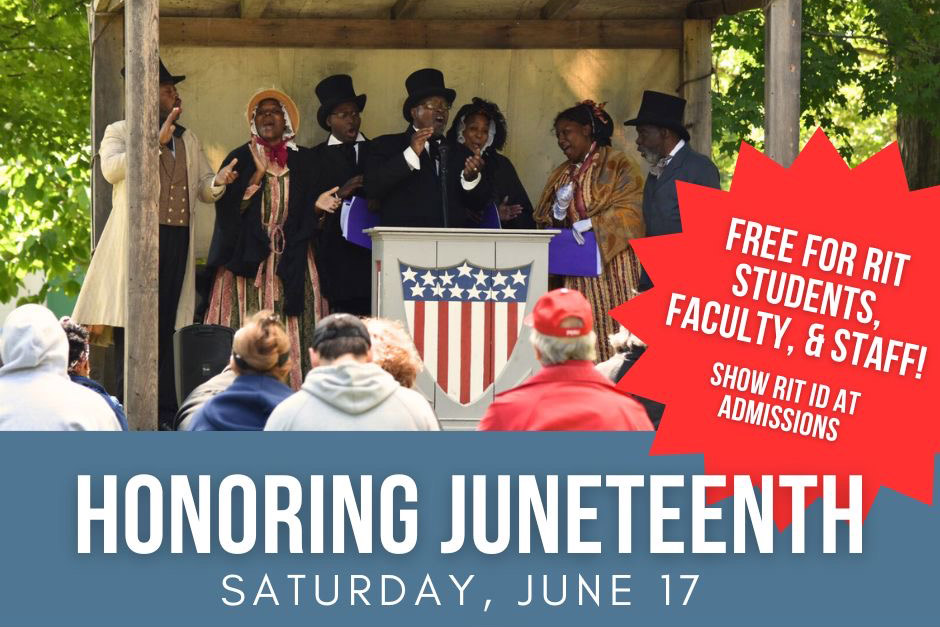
left=419, top=103, right=451, bottom=114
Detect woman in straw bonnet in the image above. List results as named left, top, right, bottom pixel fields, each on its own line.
left=204, top=88, right=340, bottom=388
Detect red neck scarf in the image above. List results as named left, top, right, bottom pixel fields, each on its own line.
left=256, top=136, right=289, bottom=168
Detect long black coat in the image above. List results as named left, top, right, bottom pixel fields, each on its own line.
left=205, top=144, right=317, bottom=316
left=453, top=143, right=536, bottom=229
left=364, top=127, right=487, bottom=227
left=308, top=140, right=372, bottom=304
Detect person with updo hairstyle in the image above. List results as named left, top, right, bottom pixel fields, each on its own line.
left=534, top=100, right=646, bottom=361
left=446, top=97, right=535, bottom=228
left=187, top=310, right=294, bottom=431
left=363, top=317, right=423, bottom=388
left=60, top=316, right=128, bottom=430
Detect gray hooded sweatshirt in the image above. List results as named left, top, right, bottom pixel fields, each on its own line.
left=0, top=304, right=120, bottom=430
left=264, top=360, right=440, bottom=431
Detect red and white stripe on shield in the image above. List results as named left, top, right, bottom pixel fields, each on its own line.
left=405, top=299, right=525, bottom=405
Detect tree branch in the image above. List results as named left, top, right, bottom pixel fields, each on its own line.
left=804, top=30, right=889, bottom=46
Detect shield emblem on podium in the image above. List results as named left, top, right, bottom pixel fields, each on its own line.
left=400, top=260, right=532, bottom=406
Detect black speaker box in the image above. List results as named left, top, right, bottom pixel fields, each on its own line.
left=173, top=324, right=235, bottom=405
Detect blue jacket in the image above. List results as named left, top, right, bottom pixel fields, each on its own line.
left=69, top=374, right=128, bottom=431
left=187, top=373, right=292, bottom=431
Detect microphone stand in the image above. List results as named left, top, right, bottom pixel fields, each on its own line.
left=437, top=141, right=449, bottom=228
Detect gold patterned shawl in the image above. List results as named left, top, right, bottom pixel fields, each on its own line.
left=534, top=145, right=646, bottom=265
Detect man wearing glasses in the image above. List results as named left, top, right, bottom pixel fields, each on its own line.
left=310, top=74, right=373, bottom=316
left=365, top=68, right=487, bottom=228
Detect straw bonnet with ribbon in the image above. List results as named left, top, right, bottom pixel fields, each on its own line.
left=246, top=88, right=301, bottom=168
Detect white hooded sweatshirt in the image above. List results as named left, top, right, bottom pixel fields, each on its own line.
left=265, top=360, right=440, bottom=431
left=0, top=304, right=121, bottom=430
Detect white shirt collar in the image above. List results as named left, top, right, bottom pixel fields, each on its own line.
left=668, top=139, right=686, bottom=159
left=328, top=132, right=365, bottom=145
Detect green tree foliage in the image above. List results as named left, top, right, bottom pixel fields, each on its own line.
left=0, top=0, right=89, bottom=305
left=713, top=0, right=939, bottom=186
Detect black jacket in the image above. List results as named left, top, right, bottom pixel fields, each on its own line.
left=642, top=142, right=720, bottom=237
left=454, top=143, right=536, bottom=229
left=206, top=143, right=318, bottom=316
left=364, top=127, right=487, bottom=228
left=308, top=139, right=372, bottom=304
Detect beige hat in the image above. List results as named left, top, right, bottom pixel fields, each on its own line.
left=246, top=88, right=300, bottom=134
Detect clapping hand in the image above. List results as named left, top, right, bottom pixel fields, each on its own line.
left=159, top=107, right=180, bottom=146
left=248, top=137, right=269, bottom=186
left=497, top=195, right=523, bottom=222
left=463, top=147, right=484, bottom=180
left=337, top=174, right=364, bottom=199
left=410, top=127, right=435, bottom=156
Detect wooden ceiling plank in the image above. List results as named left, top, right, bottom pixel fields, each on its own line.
left=160, top=17, right=682, bottom=49
left=686, top=0, right=763, bottom=19
left=539, top=0, right=581, bottom=20
left=239, top=0, right=272, bottom=19
left=390, top=0, right=423, bottom=20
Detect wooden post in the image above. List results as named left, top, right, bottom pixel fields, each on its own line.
left=764, top=0, right=801, bottom=166
left=89, top=11, right=124, bottom=247
left=681, top=19, right=713, bottom=157
left=124, top=0, right=159, bottom=430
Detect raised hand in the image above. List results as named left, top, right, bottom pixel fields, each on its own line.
left=213, top=158, right=238, bottom=186
left=497, top=195, right=523, bottom=222
left=410, top=127, right=434, bottom=156
left=248, top=137, right=269, bottom=186
left=315, top=186, right=342, bottom=213
left=337, top=174, right=364, bottom=199
left=463, top=147, right=484, bottom=180
left=159, top=107, right=180, bottom=146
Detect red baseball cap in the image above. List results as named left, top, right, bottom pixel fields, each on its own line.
left=524, top=288, right=593, bottom=337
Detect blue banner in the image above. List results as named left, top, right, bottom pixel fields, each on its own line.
left=0, top=433, right=935, bottom=626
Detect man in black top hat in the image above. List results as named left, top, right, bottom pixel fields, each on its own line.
left=624, top=90, right=720, bottom=290
left=364, top=68, right=487, bottom=228
left=309, top=74, right=372, bottom=316
left=73, top=58, right=239, bottom=428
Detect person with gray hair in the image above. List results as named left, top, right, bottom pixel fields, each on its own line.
left=478, top=288, right=652, bottom=431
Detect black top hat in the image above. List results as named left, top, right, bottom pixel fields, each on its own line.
left=121, top=58, right=185, bottom=85
left=402, top=68, right=457, bottom=123
left=315, top=74, right=367, bottom=132
left=623, top=90, right=690, bottom=141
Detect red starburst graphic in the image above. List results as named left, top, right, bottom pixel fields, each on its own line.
left=613, top=129, right=940, bottom=528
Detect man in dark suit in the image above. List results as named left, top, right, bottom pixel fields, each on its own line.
left=309, top=74, right=372, bottom=316
left=624, top=90, right=721, bottom=290
left=364, top=68, right=487, bottom=228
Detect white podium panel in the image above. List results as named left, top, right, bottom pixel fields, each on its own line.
left=368, top=227, right=558, bottom=429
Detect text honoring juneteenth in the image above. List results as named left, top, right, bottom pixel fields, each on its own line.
left=76, top=473, right=862, bottom=557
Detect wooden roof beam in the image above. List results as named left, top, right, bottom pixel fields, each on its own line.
left=240, top=0, right=271, bottom=19
left=160, top=18, right=682, bottom=49
left=686, top=0, right=764, bottom=19
left=540, top=0, right=581, bottom=20
left=390, top=0, right=424, bottom=20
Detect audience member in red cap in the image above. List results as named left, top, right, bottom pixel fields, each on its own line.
left=477, top=288, right=653, bottom=431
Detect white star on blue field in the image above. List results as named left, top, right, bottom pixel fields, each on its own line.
left=400, top=261, right=531, bottom=303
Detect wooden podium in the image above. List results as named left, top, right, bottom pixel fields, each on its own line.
left=367, top=227, right=558, bottom=429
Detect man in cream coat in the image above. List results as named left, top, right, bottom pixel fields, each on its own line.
left=73, top=60, right=237, bottom=426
